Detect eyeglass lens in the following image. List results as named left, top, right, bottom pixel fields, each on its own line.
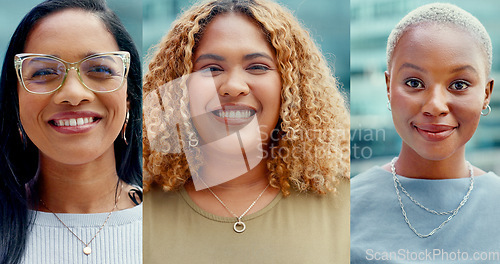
left=21, top=55, right=125, bottom=93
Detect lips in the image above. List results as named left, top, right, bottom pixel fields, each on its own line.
left=48, top=111, right=102, bottom=134
left=210, top=104, right=257, bottom=125
left=413, top=123, right=457, bottom=141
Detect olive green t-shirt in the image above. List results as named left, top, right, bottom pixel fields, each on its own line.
left=144, top=178, right=349, bottom=263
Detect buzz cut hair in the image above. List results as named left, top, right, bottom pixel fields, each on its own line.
left=386, top=3, right=492, bottom=74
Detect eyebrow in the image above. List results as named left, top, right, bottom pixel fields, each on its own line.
left=45, top=52, right=107, bottom=61
left=195, top=54, right=225, bottom=63
left=398, top=62, right=478, bottom=75
left=84, top=52, right=98, bottom=58
left=244, top=52, right=273, bottom=61
left=398, top=63, right=426, bottom=73
left=450, top=65, right=478, bottom=74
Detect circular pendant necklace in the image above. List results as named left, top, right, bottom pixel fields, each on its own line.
left=206, top=183, right=270, bottom=233
left=391, top=157, right=474, bottom=238
left=198, top=177, right=270, bottom=233
left=40, top=181, right=123, bottom=255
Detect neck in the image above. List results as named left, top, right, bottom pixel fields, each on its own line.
left=206, top=159, right=269, bottom=190
left=394, top=144, right=470, bottom=179
left=194, top=142, right=270, bottom=190
left=35, top=150, right=120, bottom=213
left=185, top=158, right=279, bottom=218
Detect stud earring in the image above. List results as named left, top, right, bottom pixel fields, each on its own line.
left=481, top=105, right=491, bottom=116
left=387, top=101, right=392, bottom=111
left=121, top=111, right=129, bottom=145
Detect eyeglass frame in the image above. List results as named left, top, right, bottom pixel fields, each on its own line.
left=14, top=51, right=130, bottom=95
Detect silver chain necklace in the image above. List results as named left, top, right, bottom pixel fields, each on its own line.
left=391, top=157, right=474, bottom=238
left=198, top=177, right=270, bottom=233
left=40, top=181, right=123, bottom=255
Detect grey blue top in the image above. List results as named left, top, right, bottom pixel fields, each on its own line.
left=22, top=203, right=142, bottom=264
left=351, top=166, right=500, bottom=263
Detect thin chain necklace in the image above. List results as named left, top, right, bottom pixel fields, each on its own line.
left=391, top=157, right=474, bottom=238
left=40, top=181, right=124, bottom=255
left=198, top=177, right=270, bottom=233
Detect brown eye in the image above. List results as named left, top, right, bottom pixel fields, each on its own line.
left=199, top=66, right=223, bottom=77
left=246, top=64, right=270, bottom=74
left=449, top=81, right=470, bottom=91
left=405, top=79, right=423, bottom=89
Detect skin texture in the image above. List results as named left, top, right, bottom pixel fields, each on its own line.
left=19, top=9, right=134, bottom=213
left=384, top=23, right=493, bottom=179
left=185, top=13, right=281, bottom=217
left=142, top=0, right=350, bottom=196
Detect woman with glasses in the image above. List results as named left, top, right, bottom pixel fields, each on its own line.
left=0, top=0, right=142, bottom=263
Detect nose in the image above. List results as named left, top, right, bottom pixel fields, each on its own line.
left=52, top=69, right=95, bottom=106
left=421, top=85, right=449, bottom=117
left=218, top=70, right=250, bottom=97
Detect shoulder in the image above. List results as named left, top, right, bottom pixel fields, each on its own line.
left=351, top=166, right=393, bottom=207
left=476, top=171, right=500, bottom=185
left=475, top=171, right=500, bottom=195
left=283, top=177, right=349, bottom=212
left=143, top=187, right=182, bottom=213
left=482, top=171, right=500, bottom=179
left=351, top=166, right=390, bottom=189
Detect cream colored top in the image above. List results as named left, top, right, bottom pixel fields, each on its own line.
left=144, top=178, right=349, bottom=263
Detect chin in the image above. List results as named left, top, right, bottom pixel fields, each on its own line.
left=203, top=137, right=263, bottom=156
left=41, top=145, right=114, bottom=166
left=413, top=148, right=457, bottom=162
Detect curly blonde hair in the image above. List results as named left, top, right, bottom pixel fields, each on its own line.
left=143, top=0, right=349, bottom=196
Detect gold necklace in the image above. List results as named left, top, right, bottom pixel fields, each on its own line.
left=40, top=181, right=123, bottom=255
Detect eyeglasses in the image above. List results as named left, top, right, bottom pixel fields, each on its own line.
left=14, top=51, right=130, bottom=94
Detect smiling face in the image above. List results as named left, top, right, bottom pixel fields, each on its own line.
left=188, top=13, right=281, bottom=156
left=18, top=9, right=127, bottom=165
left=386, top=23, right=493, bottom=161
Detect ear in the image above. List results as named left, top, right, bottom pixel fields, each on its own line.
left=483, top=78, right=494, bottom=108
left=385, top=71, right=391, bottom=101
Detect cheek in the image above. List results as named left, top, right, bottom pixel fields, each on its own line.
left=390, top=87, right=414, bottom=122
left=188, top=76, right=217, bottom=115
left=111, top=86, right=128, bottom=108
left=18, top=90, right=47, bottom=128
left=391, top=84, right=414, bottom=108
left=453, top=98, right=482, bottom=131
left=102, top=86, right=128, bottom=127
left=254, top=76, right=282, bottom=139
left=254, top=75, right=282, bottom=110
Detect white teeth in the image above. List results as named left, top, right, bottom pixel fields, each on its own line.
left=54, top=117, right=95, bottom=127
left=216, top=110, right=252, bottom=119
